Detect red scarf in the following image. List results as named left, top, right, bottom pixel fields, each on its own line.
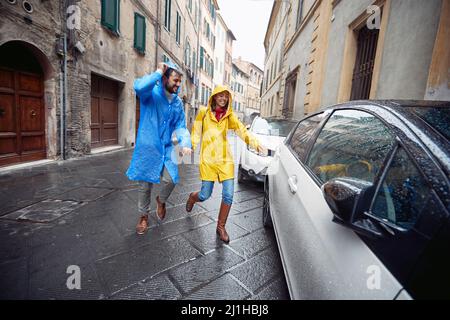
left=214, top=106, right=227, bottom=122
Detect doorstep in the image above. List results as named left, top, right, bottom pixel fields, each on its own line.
left=0, top=159, right=56, bottom=174
left=90, top=145, right=124, bottom=155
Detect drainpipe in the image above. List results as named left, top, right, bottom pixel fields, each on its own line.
left=63, top=33, right=68, bottom=160
left=155, top=0, right=160, bottom=70
left=59, top=64, right=64, bottom=160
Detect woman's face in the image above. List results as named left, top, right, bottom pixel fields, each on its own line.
left=214, top=92, right=229, bottom=108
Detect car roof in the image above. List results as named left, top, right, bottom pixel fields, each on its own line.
left=321, top=100, right=450, bottom=177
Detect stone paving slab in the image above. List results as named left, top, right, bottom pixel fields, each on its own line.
left=169, top=247, right=245, bottom=295
left=229, top=247, right=284, bottom=294
left=110, top=274, right=182, bottom=300
left=95, top=235, right=202, bottom=296
left=183, top=273, right=251, bottom=300
left=248, top=276, right=291, bottom=300
left=182, top=222, right=249, bottom=255
left=228, top=208, right=264, bottom=233
left=228, top=228, right=276, bottom=259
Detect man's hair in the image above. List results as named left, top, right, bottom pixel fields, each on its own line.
left=164, top=68, right=183, bottom=79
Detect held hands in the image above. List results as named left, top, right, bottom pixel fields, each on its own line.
left=179, top=147, right=193, bottom=157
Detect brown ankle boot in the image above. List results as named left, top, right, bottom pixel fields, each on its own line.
left=156, top=196, right=166, bottom=221
left=216, top=201, right=231, bottom=243
left=136, top=214, right=149, bottom=235
left=186, top=191, right=200, bottom=212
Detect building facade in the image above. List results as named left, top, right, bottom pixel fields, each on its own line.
left=198, top=0, right=219, bottom=108
left=213, top=13, right=226, bottom=88
left=180, top=0, right=201, bottom=130
left=224, top=28, right=236, bottom=88
left=231, top=62, right=248, bottom=121
left=261, top=0, right=289, bottom=119
left=0, top=0, right=159, bottom=167
left=234, top=57, right=264, bottom=123
left=264, top=0, right=450, bottom=121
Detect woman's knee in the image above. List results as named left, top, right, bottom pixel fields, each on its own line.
left=199, top=181, right=213, bottom=201
left=222, top=180, right=234, bottom=205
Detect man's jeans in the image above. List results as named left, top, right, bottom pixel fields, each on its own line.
left=198, top=179, right=234, bottom=205
left=138, top=166, right=175, bottom=215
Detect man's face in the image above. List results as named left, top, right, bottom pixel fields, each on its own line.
left=164, top=71, right=182, bottom=94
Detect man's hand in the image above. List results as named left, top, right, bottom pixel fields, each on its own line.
left=180, top=147, right=193, bottom=157
left=158, top=62, right=168, bottom=74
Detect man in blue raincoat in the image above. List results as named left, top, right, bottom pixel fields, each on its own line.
left=126, top=61, right=192, bottom=235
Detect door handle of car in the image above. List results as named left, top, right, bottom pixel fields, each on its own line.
left=288, top=175, right=298, bottom=194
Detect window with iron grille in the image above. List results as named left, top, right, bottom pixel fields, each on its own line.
left=134, top=13, right=146, bottom=54
left=101, top=0, right=120, bottom=35
left=350, top=26, right=380, bottom=100
left=283, top=68, right=298, bottom=118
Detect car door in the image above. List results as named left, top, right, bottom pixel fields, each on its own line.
left=361, top=143, right=449, bottom=299
left=268, top=112, right=327, bottom=298
left=271, top=108, right=406, bottom=299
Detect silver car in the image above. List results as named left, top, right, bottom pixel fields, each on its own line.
left=264, top=101, right=450, bottom=300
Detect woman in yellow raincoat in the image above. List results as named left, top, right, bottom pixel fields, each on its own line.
left=185, top=86, right=265, bottom=243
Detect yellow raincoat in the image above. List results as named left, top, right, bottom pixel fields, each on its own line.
left=191, top=86, right=260, bottom=182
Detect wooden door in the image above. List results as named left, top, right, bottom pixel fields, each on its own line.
left=90, top=74, right=118, bottom=148
left=0, top=68, right=46, bottom=167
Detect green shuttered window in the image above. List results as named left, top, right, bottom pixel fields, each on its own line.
left=134, top=13, right=146, bottom=54
left=101, top=0, right=120, bottom=34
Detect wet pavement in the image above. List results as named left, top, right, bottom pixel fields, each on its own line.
left=0, top=145, right=290, bottom=300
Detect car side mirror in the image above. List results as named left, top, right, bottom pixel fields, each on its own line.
left=322, top=177, right=383, bottom=239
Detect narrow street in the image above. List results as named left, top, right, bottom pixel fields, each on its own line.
left=0, top=139, right=289, bottom=300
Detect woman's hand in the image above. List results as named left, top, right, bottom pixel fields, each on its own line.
left=257, top=145, right=268, bottom=156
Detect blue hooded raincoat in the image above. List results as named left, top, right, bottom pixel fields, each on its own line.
left=126, top=62, right=191, bottom=184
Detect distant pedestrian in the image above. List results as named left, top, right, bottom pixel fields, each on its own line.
left=127, top=61, right=192, bottom=235
left=185, top=86, right=266, bottom=243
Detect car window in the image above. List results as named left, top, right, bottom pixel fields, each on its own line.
left=407, top=106, right=450, bottom=141
left=288, top=113, right=326, bottom=161
left=252, top=118, right=297, bottom=137
left=370, top=147, right=433, bottom=231
left=306, top=109, right=395, bottom=184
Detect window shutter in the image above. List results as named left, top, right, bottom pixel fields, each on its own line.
left=134, top=13, right=146, bottom=54
left=200, top=47, right=204, bottom=69
left=101, top=0, right=120, bottom=34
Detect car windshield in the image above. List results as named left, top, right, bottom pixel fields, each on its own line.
left=252, top=119, right=297, bottom=137
left=407, top=106, right=450, bottom=141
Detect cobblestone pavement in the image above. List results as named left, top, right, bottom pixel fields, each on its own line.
left=0, top=144, right=290, bottom=300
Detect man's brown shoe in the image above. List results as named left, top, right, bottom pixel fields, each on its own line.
left=136, top=214, right=149, bottom=235
left=156, top=196, right=166, bottom=221
left=186, top=191, right=200, bottom=213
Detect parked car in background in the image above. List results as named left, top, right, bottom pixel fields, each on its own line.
left=264, top=100, right=450, bottom=300
left=239, top=117, right=297, bottom=183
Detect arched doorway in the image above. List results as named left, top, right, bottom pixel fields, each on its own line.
left=0, top=41, right=51, bottom=167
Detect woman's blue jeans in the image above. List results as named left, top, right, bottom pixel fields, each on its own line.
left=198, top=179, right=234, bottom=205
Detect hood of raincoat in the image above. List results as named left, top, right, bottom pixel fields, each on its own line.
left=207, top=85, right=234, bottom=121
left=163, top=60, right=183, bottom=95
